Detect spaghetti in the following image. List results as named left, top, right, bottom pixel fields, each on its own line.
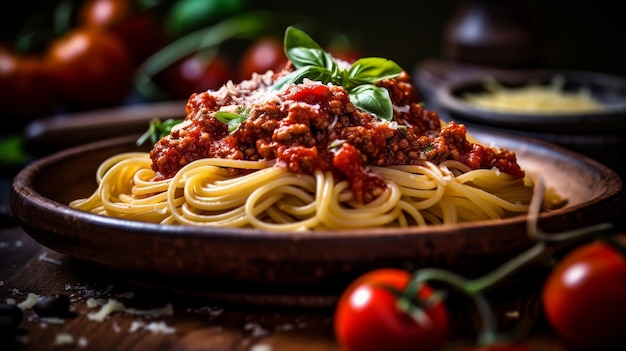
left=69, top=27, right=555, bottom=231
left=69, top=153, right=534, bottom=231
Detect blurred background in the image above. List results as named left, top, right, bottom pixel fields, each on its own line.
left=1, top=0, right=625, bottom=174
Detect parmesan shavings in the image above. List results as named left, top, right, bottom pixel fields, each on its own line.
left=130, top=320, right=176, bottom=335
left=54, top=333, right=88, bottom=348
left=38, top=251, right=62, bottom=265
left=54, top=333, right=75, bottom=346
left=250, top=344, right=273, bottom=351
left=17, top=292, right=40, bottom=310
left=393, top=104, right=410, bottom=113
left=87, top=299, right=125, bottom=322
left=40, top=317, right=66, bottom=325
left=87, top=298, right=174, bottom=322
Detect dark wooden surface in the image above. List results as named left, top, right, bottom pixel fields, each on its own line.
left=1, top=209, right=582, bottom=351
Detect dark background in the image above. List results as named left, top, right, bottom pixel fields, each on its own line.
left=2, top=0, right=626, bottom=78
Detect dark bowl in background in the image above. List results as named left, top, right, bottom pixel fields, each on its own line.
left=435, top=69, right=626, bottom=134
left=414, top=60, right=626, bottom=176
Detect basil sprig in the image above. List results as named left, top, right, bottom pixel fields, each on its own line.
left=136, top=118, right=184, bottom=146
left=274, top=26, right=402, bottom=121
left=215, top=108, right=250, bottom=133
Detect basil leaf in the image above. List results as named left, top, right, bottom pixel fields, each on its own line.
left=273, top=66, right=333, bottom=90
left=349, top=85, right=394, bottom=121
left=215, top=111, right=247, bottom=133
left=283, top=26, right=323, bottom=52
left=287, top=47, right=336, bottom=71
left=276, top=26, right=404, bottom=123
left=347, top=57, right=402, bottom=85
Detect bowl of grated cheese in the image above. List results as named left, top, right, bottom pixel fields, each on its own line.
left=435, top=69, right=626, bottom=133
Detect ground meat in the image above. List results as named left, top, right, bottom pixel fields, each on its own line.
left=149, top=67, right=525, bottom=203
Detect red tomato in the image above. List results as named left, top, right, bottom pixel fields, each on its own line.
left=0, top=47, right=59, bottom=122
left=326, top=45, right=362, bottom=64
left=285, top=84, right=330, bottom=105
left=155, top=53, right=234, bottom=100
left=78, top=0, right=132, bottom=29
left=334, top=268, right=449, bottom=351
left=455, top=343, right=536, bottom=351
left=111, top=14, right=165, bottom=66
left=239, top=37, right=288, bottom=81
left=46, top=28, right=133, bottom=109
left=78, top=0, right=165, bottom=66
left=541, top=239, right=626, bottom=349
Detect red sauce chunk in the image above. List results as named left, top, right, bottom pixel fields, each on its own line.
left=149, top=70, right=525, bottom=203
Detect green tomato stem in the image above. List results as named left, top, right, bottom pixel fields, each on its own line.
left=466, top=241, right=547, bottom=295
left=133, top=10, right=273, bottom=100
left=409, top=268, right=500, bottom=345
left=409, top=217, right=613, bottom=345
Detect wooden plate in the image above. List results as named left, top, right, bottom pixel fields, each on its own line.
left=9, top=131, right=623, bottom=306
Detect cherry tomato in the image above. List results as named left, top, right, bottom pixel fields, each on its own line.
left=154, top=53, right=234, bottom=100
left=541, top=239, right=626, bottom=349
left=45, top=28, right=133, bottom=109
left=239, top=36, right=288, bottom=81
left=0, top=46, right=59, bottom=122
left=334, top=268, right=449, bottom=351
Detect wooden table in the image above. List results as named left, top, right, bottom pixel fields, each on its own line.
left=1, top=204, right=582, bottom=351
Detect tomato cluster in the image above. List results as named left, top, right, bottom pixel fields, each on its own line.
left=154, top=36, right=289, bottom=101
left=1, top=1, right=364, bottom=128
left=334, top=234, right=626, bottom=351
left=0, top=0, right=165, bottom=125
left=0, top=0, right=261, bottom=122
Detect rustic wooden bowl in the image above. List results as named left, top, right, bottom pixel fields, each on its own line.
left=10, top=131, right=623, bottom=306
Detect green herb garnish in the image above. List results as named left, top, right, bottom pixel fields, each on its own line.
left=136, top=118, right=184, bottom=146
left=215, top=108, right=250, bottom=133
left=274, top=26, right=402, bottom=121
left=328, top=139, right=345, bottom=150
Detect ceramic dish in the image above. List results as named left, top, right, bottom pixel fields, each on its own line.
left=434, top=68, right=626, bottom=133
left=9, top=131, right=623, bottom=306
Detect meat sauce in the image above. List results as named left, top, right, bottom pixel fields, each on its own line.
left=150, top=69, right=525, bottom=204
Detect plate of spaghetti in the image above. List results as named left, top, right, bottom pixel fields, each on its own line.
left=10, top=27, right=623, bottom=306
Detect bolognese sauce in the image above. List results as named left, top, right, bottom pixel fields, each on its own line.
left=149, top=68, right=524, bottom=204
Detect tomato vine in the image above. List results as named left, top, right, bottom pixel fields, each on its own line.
left=334, top=177, right=624, bottom=351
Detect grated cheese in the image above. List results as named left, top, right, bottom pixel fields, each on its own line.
left=463, top=75, right=605, bottom=114
left=54, top=333, right=75, bottom=346
left=251, top=344, right=273, bottom=351
left=17, top=292, right=40, bottom=310
left=40, top=317, right=65, bottom=324
left=38, top=252, right=62, bottom=265
left=87, top=298, right=174, bottom=322
left=87, top=299, right=125, bottom=322
left=145, top=321, right=176, bottom=335
left=129, top=320, right=176, bottom=335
